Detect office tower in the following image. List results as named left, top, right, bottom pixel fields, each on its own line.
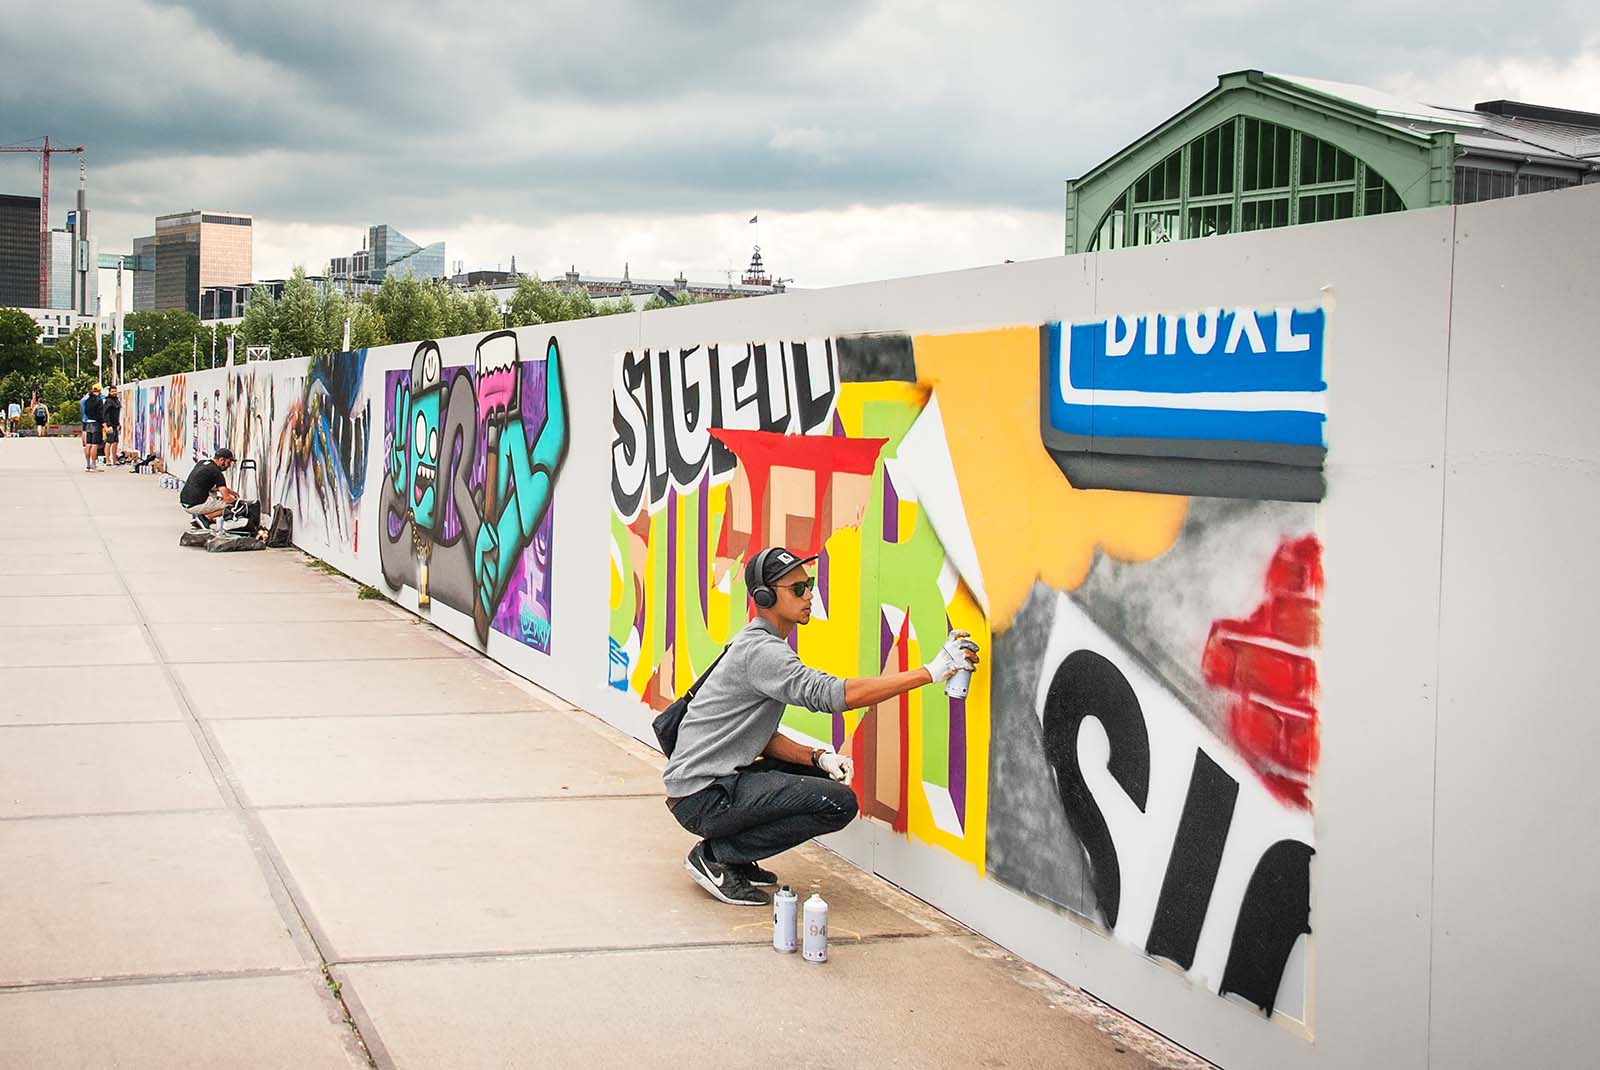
left=132, top=234, right=156, bottom=311
left=154, top=210, right=253, bottom=314
left=47, top=227, right=72, bottom=308
left=0, top=193, right=42, bottom=307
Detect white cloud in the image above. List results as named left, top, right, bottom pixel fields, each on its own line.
left=1381, top=37, right=1600, bottom=107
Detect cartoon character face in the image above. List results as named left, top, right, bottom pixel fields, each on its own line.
left=405, top=342, right=445, bottom=531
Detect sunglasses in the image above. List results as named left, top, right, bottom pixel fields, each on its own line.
left=782, top=578, right=816, bottom=598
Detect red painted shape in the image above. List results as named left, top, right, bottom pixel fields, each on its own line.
left=1203, top=534, right=1323, bottom=808
left=708, top=428, right=887, bottom=559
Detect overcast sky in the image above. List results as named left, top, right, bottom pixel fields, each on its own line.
left=3, top=1, right=1596, bottom=291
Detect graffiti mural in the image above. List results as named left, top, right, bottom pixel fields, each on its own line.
left=612, top=313, right=1327, bottom=1023
left=609, top=334, right=992, bottom=869
left=164, top=374, right=188, bottom=466
left=275, top=352, right=371, bottom=552
left=380, top=331, right=568, bottom=650
left=227, top=367, right=276, bottom=511
left=979, top=312, right=1325, bottom=1020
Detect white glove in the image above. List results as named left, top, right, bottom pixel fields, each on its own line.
left=816, top=751, right=854, bottom=784
left=923, top=630, right=980, bottom=682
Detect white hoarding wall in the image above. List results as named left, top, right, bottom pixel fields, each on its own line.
left=127, top=185, right=1600, bottom=1070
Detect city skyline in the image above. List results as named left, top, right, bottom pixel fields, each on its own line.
left=2, top=2, right=1597, bottom=290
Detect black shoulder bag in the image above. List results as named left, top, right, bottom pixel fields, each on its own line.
left=651, top=649, right=728, bottom=758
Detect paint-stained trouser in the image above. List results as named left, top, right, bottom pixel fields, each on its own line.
left=668, top=758, right=859, bottom=864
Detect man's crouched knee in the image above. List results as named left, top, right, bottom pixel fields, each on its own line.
left=818, top=780, right=859, bottom=832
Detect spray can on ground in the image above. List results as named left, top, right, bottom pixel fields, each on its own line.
left=802, top=893, right=829, bottom=963
left=773, top=885, right=797, bottom=953
left=946, top=665, right=972, bottom=700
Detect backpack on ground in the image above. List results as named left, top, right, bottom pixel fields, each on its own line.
left=265, top=505, right=294, bottom=548
left=651, top=648, right=729, bottom=758
left=205, top=532, right=266, bottom=553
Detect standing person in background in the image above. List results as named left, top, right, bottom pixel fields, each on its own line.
left=80, top=385, right=104, bottom=471
left=101, top=387, right=123, bottom=465
left=4, top=401, right=16, bottom=436
left=33, top=399, right=48, bottom=437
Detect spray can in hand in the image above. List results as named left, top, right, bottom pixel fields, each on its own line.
left=802, top=893, right=829, bottom=963
left=773, top=885, right=797, bottom=953
left=946, top=665, right=972, bottom=700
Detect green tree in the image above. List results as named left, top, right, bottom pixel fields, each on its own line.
left=561, top=288, right=596, bottom=321
left=235, top=285, right=278, bottom=355
left=348, top=299, right=388, bottom=349
left=507, top=276, right=556, bottom=326
left=123, top=309, right=200, bottom=369
left=467, top=288, right=503, bottom=332
left=275, top=268, right=324, bottom=359
left=597, top=293, right=636, bottom=315
left=40, top=369, right=96, bottom=422
left=373, top=275, right=444, bottom=344
left=0, top=307, right=43, bottom=380
left=139, top=341, right=199, bottom=379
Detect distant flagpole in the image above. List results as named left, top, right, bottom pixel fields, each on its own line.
left=749, top=213, right=760, bottom=253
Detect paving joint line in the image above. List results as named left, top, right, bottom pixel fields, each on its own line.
left=0, top=966, right=316, bottom=995
left=328, top=930, right=945, bottom=970
left=59, top=445, right=389, bottom=1070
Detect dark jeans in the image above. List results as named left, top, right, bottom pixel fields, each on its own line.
left=669, top=758, right=859, bottom=864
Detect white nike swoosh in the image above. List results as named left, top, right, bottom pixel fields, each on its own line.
left=707, top=864, right=725, bottom=887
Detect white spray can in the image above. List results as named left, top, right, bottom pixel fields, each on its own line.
left=802, top=893, right=829, bottom=963
left=773, top=885, right=797, bottom=953
left=945, top=664, right=972, bottom=700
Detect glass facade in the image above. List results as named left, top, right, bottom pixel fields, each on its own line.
left=0, top=194, right=42, bottom=308
left=154, top=211, right=252, bottom=314
left=1089, top=118, right=1407, bottom=251
left=47, top=229, right=72, bottom=309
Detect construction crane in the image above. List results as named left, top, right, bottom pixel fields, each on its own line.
left=0, top=136, right=86, bottom=305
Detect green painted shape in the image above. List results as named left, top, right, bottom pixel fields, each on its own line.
left=786, top=396, right=953, bottom=789
left=607, top=512, right=636, bottom=644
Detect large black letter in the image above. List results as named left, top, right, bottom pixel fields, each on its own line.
left=1220, top=839, right=1314, bottom=1014
left=1145, top=750, right=1239, bottom=969
left=1040, top=649, right=1150, bottom=930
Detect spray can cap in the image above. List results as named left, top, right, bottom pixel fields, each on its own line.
left=779, top=884, right=792, bottom=894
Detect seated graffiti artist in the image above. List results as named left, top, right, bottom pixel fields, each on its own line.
left=178, top=447, right=239, bottom=529
left=663, top=546, right=980, bottom=906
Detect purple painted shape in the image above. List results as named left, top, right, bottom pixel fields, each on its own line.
left=833, top=711, right=845, bottom=753
left=832, top=411, right=846, bottom=437
left=697, top=471, right=709, bottom=626
left=386, top=358, right=559, bottom=654
left=664, top=487, right=677, bottom=656
left=949, top=692, right=968, bottom=827
left=882, top=468, right=899, bottom=542
left=880, top=611, right=894, bottom=664
left=817, top=547, right=830, bottom=615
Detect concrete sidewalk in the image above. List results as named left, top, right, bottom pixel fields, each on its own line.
left=0, top=437, right=1208, bottom=1070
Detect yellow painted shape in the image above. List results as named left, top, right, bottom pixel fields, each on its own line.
left=913, top=326, right=1189, bottom=630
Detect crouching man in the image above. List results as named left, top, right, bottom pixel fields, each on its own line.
left=179, top=447, right=239, bottom=529
left=663, top=546, right=979, bottom=906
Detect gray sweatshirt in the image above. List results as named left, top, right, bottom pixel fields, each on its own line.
left=662, top=617, right=848, bottom=798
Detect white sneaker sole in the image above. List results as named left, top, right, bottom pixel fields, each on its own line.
left=685, top=859, right=767, bottom=906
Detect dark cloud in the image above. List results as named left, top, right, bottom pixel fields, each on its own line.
left=3, top=0, right=1595, bottom=254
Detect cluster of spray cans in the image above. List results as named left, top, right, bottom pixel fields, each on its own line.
left=158, top=474, right=181, bottom=490
left=772, top=886, right=828, bottom=962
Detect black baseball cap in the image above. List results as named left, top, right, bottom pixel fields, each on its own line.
left=745, top=547, right=819, bottom=591
left=214, top=447, right=235, bottom=461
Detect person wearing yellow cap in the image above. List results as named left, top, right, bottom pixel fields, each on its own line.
left=80, top=384, right=104, bottom=471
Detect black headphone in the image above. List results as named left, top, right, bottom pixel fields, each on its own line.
left=748, top=547, right=781, bottom=609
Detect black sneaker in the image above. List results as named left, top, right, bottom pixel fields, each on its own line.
left=728, top=860, right=778, bottom=887
left=189, top=516, right=207, bottom=531
left=685, top=843, right=767, bottom=906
